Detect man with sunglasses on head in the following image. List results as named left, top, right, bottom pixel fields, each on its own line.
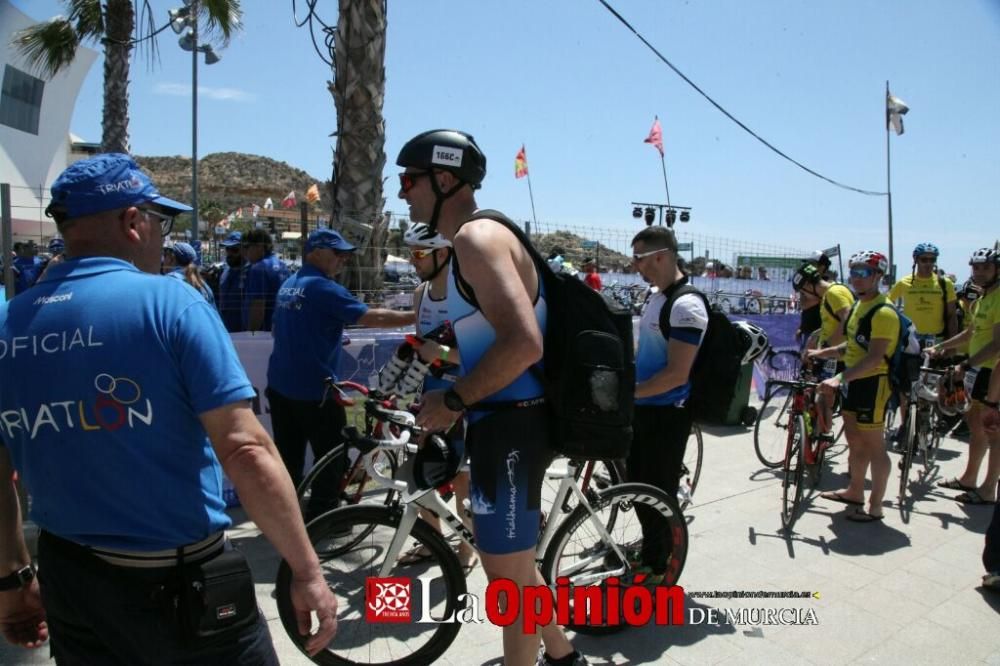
left=0, top=154, right=337, bottom=662
left=398, top=130, right=586, bottom=666
left=265, top=229, right=414, bottom=520
left=812, top=251, right=898, bottom=522
left=630, top=226, right=707, bottom=580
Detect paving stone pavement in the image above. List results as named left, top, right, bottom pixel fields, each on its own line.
left=4, top=397, right=999, bottom=665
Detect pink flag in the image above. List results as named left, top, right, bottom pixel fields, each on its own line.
left=281, top=191, right=296, bottom=209
left=644, top=117, right=664, bottom=156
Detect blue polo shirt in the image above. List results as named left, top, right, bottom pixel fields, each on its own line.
left=166, top=267, right=215, bottom=305
left=0, top=257, right=255, bottom=550
left=13, top=256, right=43, bottom=294
left=243, top=252, right=289, bottom=331
left=217, top=262, right=246, bottom=332
left=267, top=265, right=368, bottom=401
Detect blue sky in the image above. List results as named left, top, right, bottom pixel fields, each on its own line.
left=13, top=0, right=1000, bottom=277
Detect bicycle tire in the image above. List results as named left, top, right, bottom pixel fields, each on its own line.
left=899, top=402, right=917, bottom=503
left=542, top=458, right=625, bottom=537
left=540, top=482, right=688, bottom=635
left=298, top=447, right=398, bottom=515
left=781, top=415, right=806, bottom=530
left=754, top=391, right=793, bottom=468
left=678, top=425, right=703, bottom=510
left=922, top=407, right=942, bottom=470
left=275, top=504, right=466, bottom=666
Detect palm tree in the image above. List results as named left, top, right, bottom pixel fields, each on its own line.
left=12, top=0, right=242, bottom=154
left=328, top=0, right=388, bottom=295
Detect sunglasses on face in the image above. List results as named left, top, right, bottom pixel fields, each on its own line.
left=139, top=207, right=175, bottom=236
left=410, top=248, right=436, bottom=260
left=849, top=266, right=876, bottom=279
left=632, top=247, right=673, bottom=262
left=398, top=171, right=432, bottom=193
left=916, top=256, right=936, bottom=264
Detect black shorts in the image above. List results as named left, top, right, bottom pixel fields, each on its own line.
left=466, top=404, right=553, bottom=555
left=842, top=375, right=892, bottom=431
left=970, top=367, right=993, bottom=403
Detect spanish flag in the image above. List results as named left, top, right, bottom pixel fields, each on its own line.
left=306, top=183, right=321, bottom=203
left=514, top=145, right=528, bottom=179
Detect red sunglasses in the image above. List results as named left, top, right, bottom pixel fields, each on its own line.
left=399, top=171, right=432, bottom=193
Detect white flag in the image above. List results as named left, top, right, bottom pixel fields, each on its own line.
left=263, top=197, right=274, bottom=210
left=887, top=92, right=909, bottom=135
left=252, top=204, right=261, bottom=218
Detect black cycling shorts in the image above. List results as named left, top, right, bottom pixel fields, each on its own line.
left=842, top=375, right=892, bottom=431
left=970, top=367, right=993, bottom=403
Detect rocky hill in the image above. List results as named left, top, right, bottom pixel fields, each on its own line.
left=135, top=152, right=331, bottom=221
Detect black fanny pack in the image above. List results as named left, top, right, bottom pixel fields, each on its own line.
left=177, top=547, right=258, bottom=641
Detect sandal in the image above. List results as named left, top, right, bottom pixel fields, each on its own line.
left=820, top=491, right=863, bottom=506
left=397, top=545, right=433, bottom=566
left=846, top=508, right=884, bottom=523
left=936, top=478, right=976, bottom=491
left=955, top=490, right=997, bottom=505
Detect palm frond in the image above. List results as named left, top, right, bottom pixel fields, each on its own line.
left=66, top=0, right=105, bottom=40
left=201, top=0, right=243, bottom=46
left=11, top=19, right=81, bottom=78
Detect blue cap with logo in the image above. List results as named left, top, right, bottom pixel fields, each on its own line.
left=305, top=228, right=356, bottom=254
left=47, top=153, right=192, bottom=220
left=167, top=242, right=198, bottom=266
left=220, top=231, right=243, bottom=248
left=48, top=237, right=65, bottom=254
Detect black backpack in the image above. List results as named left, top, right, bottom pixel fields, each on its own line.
left=659, top=280, right=747, bottom=423
left=452, top=210, right=635, bottom=460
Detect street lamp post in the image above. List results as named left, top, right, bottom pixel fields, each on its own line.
left=170, top=0, right=220, bottom=262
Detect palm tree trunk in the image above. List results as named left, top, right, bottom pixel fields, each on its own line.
left=102, top=0, right=134, bottom=153
left=329, top=0, right=387, bottom=296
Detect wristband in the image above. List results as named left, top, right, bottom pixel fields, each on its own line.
left=439, top=345, right=451, bottom=362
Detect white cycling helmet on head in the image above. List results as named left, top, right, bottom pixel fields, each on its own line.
left=403, top=223, right=452, bottom=249
left=848, top=250, right=889, bottom=274
left=734, top=320, right=770, bottom=365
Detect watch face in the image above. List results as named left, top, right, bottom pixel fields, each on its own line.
left=444, top=390, right=464, bottom=411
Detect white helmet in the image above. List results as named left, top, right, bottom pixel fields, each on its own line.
left=403, top=223, right=451, bottom=249
left=734, top=320, right=770, bottom=365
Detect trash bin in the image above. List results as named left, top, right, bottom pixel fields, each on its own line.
left=721, top=362, right=757, bottom=426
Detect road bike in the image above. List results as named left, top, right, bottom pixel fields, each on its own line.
left=274, top=383, right=688, bottom=665
left=897, top=362, right=949, bottom=503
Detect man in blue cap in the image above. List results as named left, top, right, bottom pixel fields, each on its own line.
left=266, top=228, right=414, bottom=518
left=243, top=228, right=289, bottom=332
left=12, top=242, right=43, bottom=295
left=217, top=231, right=246, bottom=332
left=0, top=154, right=337, bottom=661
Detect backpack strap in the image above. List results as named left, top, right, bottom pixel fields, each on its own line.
left=823, top=295, right=837, bottom=320
left=938, top=274, right=949, bottom=336
left=657, top=278, right=710, bottom=344
left=854, top=302, right=899, bottom=365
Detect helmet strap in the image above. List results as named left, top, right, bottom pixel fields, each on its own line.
left=426, top=176, right=467, bottom=235
left=426, top=248, right=451, bottom=281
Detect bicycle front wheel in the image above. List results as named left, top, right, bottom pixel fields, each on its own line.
left=898, top=402, right=918, bottom=503
left=781, top=415, right=806, bottom=530
left=755, top=390, right=793, bottom=468
left=679, top=425, right=703, bottom=510
left=275, top=505, right=466, bottom=666
left=541, top=483, right=688, bottom=635
left=922, top=407, right=942, bottom=469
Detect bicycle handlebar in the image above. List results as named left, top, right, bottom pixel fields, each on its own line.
left=768, top=378, right=820, bottom=391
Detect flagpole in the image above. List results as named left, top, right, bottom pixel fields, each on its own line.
left=660, top=154, right=672, bottom=210
left=885, top=80, right=895, bottom=284
left=522, top=143, right=538, bottom=228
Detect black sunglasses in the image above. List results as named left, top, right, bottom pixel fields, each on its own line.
left=399, top=171, right=432, bottom=193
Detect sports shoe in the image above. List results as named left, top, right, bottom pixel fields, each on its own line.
left=537, top=650, right=590, bottom=666
left=983, top=571, right=1000, bottom=591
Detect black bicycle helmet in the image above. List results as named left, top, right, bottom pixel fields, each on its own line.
left=412, top=433, right=462, bottom=490
left=792, top=263, right=822, bottom=291
left=396, top=130, right=487, bottom=233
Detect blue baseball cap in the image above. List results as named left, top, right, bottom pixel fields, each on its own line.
left=220, top=231, right=243, bottom=248
left=305, top=228, right=356, bottom=254
left=48, top=237, right=65, bottom=253
left=167, top=242, right=197, bottom=266
left=47, top=153, right=192, bottom=220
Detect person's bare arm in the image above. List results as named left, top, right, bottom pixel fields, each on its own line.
left=0, top=450, right=47, bottom=649
left=200, top=403, right=336, bottom=655
left=357, top=308, right=415, bottom=328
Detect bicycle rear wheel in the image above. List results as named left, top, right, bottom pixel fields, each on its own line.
left=678, top=425, right=703, bottom=510
left=781, top=415, right=806, bottom=530
left=540, top=483, right=688, bottom=635
left=922, top=408, right=942, bottom=470
left=754, top=389, right=793, bottom=468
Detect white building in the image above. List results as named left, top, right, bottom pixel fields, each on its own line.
left=0, top=0, right=97, bottom=243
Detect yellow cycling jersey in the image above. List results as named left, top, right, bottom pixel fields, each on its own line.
left=888, top=273, right=956, bottom=336
left=819, top=284, right=854, bottom=346
left=968, top=287, right=1000, bottom=369
left=844, top=294, right=899, bottom=379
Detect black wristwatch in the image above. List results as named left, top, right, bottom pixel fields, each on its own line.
left=443, top=388, right=467, bottom=412
left=0, top=564, right=36, bottom=591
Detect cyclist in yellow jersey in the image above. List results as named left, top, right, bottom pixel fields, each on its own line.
left=888, top=243, right=958, bottom=344
left=811, top=251, right=898, bottom=522
left=931, top=248, right=1000, bottom=504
